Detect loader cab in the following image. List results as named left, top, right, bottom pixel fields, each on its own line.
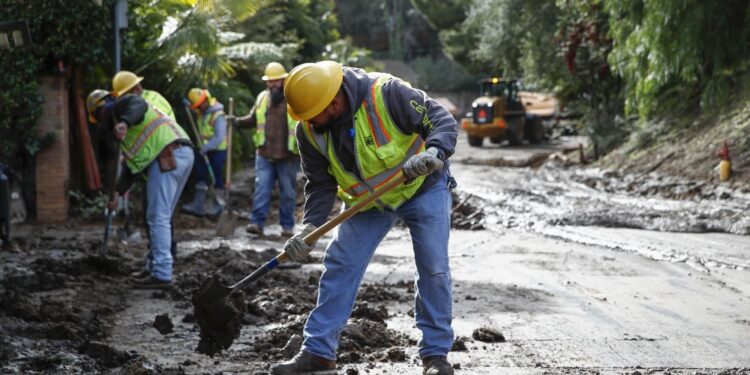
left=479, top=77, right=519, bottom=101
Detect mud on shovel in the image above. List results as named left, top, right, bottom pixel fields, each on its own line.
left=192, top=158, right=443, bottom=355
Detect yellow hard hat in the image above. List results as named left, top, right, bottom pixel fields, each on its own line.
left=86, top=89, right=111, bottom=123
left=262, top=62, right=288, bottom=81
left=187, top=88, right=209, bottom=109
left=112, top=71, right=144, bottom=97
left=284, top=61, right=343, bottom=121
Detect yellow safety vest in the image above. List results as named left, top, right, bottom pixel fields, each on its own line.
left=198, top=109, right=227, bottom=151
left=300, top=75, right=426, bottom=210
left=253, top=90, right=299, bottom=155
left=121, top=104, right=190, bottom=173
left=142, top=90, right=176, bottom=121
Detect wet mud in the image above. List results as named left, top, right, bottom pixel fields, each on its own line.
left=472, top=327, right=506, bottom=343
left=458, top=161, right=750, bottom=236
left=0, top=234, right=187, bottom=373
left=153, top=313, right=174, bottom=335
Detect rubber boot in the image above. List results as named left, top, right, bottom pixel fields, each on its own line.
left=181, top=183, right=208, bottom=217
left=205, top=188, right=225, bottom=217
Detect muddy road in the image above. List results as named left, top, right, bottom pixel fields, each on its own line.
left=1, top=134, right=749, bottom=374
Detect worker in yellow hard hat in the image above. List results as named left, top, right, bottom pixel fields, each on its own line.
left=233, top=62, right=300, bottom=237
left=270, top=61, right=458, bottom=375
left=111, top=70, right=175, bottom=120
left=181, top=88, right=228, bottom=217
left=104, top=90, right=193, bottom=289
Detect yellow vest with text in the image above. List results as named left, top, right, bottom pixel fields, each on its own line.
left=121, top=103, right=190, bottom=173
left=142, top=90, right=176, bottom=121
left=198, top=108, right=227, bottom=151
left=300, top=74, right=426, bottom=210
left=253, top=90, right=299, bottom=155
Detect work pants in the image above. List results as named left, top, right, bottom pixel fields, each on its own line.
left=249, top=154, right=299, bottom=231
left=193, top=149, right=226, bottom=189
left=144, top=145, right=193, bottom=281
left=301, top=174, right=454, bottom=360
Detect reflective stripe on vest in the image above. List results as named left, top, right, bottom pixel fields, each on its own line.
left=121, top=104, right=189, bottom=173
left=254, top=90, right=299, bottom=155
left=300, top=75, right=426, bottom=210
left=199, top=110, right=227, bottom=150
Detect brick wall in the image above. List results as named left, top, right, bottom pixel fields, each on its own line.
left=35, top=75, right=70, bottom=222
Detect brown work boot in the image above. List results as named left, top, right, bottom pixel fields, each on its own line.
left=270, top=351, right=336, bottom=375
left=422, top=355, right=454, bottom=375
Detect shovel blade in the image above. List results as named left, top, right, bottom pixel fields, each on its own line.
left=192, top=274, right=244, bottom=356
left=215, top=211, right=239, bottom=237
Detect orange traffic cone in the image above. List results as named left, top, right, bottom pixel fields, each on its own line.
left=717, top=141, right=731, bottom=182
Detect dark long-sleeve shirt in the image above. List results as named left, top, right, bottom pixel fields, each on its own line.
left=297, top=67, right=458, bottom=227
left=99, top=94, right=150, bottom=194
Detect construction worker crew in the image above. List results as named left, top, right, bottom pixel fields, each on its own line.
left=105, top=93, right=194, bottom=289
left=272, top=61, right=458, bottom=375
left=234, top=62, right=300, bottom=237
left=181, top=88, right=228, bottom=217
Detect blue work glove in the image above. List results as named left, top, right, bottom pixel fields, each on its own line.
left=403, top=147, right=442, bottom=179
left=284, top=224, right=317, bottom=261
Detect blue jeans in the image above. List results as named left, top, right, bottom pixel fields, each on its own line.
left=193, top=150, right=226, bottom=189
left=301, top=174, right=454, bottom=360
left=250, top=154, right=299, bottom=230
left=145, top=146, right=194, bottom=281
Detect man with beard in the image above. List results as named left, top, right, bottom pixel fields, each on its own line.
left=272, top=61, right=458, bottom=375
left=234, top=62, right=300, bottom=237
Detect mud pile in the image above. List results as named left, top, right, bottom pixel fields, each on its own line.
left=246, top=289, right=415, bottom=364
left=451, top=191, right=485, bottom=230
left=459, top=162, right=750, bottom=235
left=0, top=234, right=182, bottom=373
left=179, top=245, right=415, bottom=362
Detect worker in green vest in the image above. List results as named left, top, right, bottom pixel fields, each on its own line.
left=181, top=88, right=228, bottom=217
left=271, top=61, right=458, bottom=375
left=112, top=70, right=176, bottom=120
left=105, top=93, right=194, bottom=289
left=234, top=62, right=300, bottom=237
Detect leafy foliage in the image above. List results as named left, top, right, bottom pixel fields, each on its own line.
left=605, top=0, right=750, bottom=117
left=0, top=0, right=112, bottom=163
left=412, top=0, right=750, bottom=153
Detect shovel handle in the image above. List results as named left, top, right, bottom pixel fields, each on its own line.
left=184, top=105, right=216, bottom=186
left=302, top=172, right=409, bottom=245
left=231, top=172, right=408, bottom=290
left=101, top=208, right=114, bottom=256
left=229, top=157, right=444, bottom=292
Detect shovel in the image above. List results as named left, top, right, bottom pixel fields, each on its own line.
left=192, top=158, right=442, bottom=355
left=215, top=97, right=239, bottom=237
left=117, top=192, right=142, bottom=245
left=101, top=208, right=114, bottom=256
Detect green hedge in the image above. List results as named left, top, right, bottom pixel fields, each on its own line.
left=0, top=0, right=112, bottom=163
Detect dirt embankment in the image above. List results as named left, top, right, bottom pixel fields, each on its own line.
left=601, top=98, right=750, bottom=186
